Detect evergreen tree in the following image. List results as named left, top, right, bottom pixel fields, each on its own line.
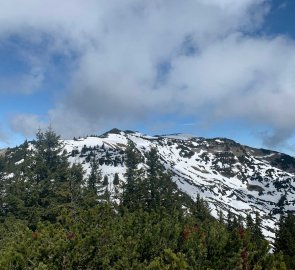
left=122, top=140, right=143, bottom=210
left=146, top=147, right=192, bottom=213
left=103, top=186, right=111, bottom=202
left=227, top=210, right=234, bottom=231
left=274, top=213, right=295, bottom=269
left=1, top=169, right=27, bottom=220
left=253, top=212, right=263, bottom=240
left=34, top=128, right=70, bottom=219
left=274, top=215, right=286, bottom=255
left=193, top=194, right=211, bottom=221
left=87, top=156, right=102, bottom=192
left=246, top=213, right=254, bottom=230
left=113, top=173, right=120, bottom=185
left=10, top=127, right=71, bottom=224
left=0, top=128, right=72, bottom=225
left=34, top=127, right=68, bottom=178
left=0, top=156, right=5, bottom=217
left=146, top=147, right=162, bottom=209
left=69, top=163, right=84, bottom=206
left=244, top=212, right=270, bottom=269
left=85, top=156, right=102, bottom=206
left=112, top=173, right=120, bottom=201
left=218, top=210, right=224, bottom=224
left=0, top=155, right=5, bottom=175
left=103, top=175, right=109, bottom=186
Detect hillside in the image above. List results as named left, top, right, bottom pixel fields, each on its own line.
left=2, top=129, right=295, bottom=238
left=5, top=128, right=295, bottom=240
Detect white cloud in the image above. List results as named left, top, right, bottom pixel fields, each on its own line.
left=0, top=67, right=44, bottom=94
left=10, top=114, right=47, bottom=137
left=0, top=125, right=9, bottom=145
left=2, top=0, right=295, bottom=147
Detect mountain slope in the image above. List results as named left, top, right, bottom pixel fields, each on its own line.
left=4, top=128, right=295, bottom=239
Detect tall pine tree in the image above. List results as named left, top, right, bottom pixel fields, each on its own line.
left=122, top=140, right=143, bottom=210
left=274, top=213, right=295, bottom=269
left=85, top=156, right=102, bottom=206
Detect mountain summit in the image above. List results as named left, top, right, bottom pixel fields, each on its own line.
left=4, top=129, right=295, bottom=239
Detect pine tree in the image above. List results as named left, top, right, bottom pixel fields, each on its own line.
left=32, top=127, right=70, bottom=222
left=103, top=175, right=109, bottom=186
left=227, top=210, right=234, bottom=231
left=244, top=212, right=270, bottom=269
left=146, top=147, right=162, bottom=209
left=253, top=212, right=264, bottom=242
left=122, top=140, right=143, bottom=210
left=2, top=127, right=72, bottom=225
left=246, top=213, right=254, bottom=230
left=1, top=168, right=27, bottom=220
left=0, top=156, right=5, bottom=217
left=274, top=215, right=286, bottom=254
left=145, top=147, right=191, bottom=213
left=69, top=163, right=84, bottom=206
left=218, top=210, right=224, bottom=224
left=34, top=127, right=67, bottom=177
left=85, top=156, right=102, bottom=206
left=194, top=194, right=211, bottom=221
left=87, top=156, right=102, bottom=193
left=113, top=173, right=120, bottom=185
left=274, top=213, right=295, bottom=269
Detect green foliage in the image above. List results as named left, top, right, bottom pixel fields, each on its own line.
left=122, top=140, right=144, bottom=210
left=69, top=163, right=85, bottom=206
left=84, top=156, right=103, bottom=206
left=192, top=194, right=212, bottom=222
left=274, top=213, right=295, bottom=269
left=103, top=175, right=109, bottom=186
left=87, top=156, right=102, bottom=192
left=113, top=173, right=120, bottom=185
left=147, top=249, right=188, bottom=269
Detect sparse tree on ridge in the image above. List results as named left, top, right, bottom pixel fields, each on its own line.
left=113, top=173, right=120, bottom=185
left=103, top=175, right=109, bottom=186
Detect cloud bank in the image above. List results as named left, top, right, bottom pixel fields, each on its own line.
left=1, top=0, right=295, bottom=148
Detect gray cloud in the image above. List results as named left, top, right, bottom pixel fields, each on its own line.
left=0, top=126, right=9, bottom=145
left=10, top=114, right=47, bottom=137
left=0, top=67, right=44, bottom=94
left=2, top=0, right=295, bottom=148
left=260, top=129, right=294, bottom=149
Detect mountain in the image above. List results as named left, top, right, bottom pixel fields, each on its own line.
left=4, top=128, right=295, bottom=240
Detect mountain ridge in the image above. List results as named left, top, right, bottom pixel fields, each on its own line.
left=3, top=128, right=295, bottom=240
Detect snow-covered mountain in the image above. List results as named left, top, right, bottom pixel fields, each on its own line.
left=59, top=128, right=295, bottom=240
left=4, top=128, right=295, bottom=240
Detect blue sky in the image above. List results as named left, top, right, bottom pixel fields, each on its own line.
left=1, top=0, right=295, bottom=155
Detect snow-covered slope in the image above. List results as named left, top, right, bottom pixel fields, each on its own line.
left=31, top=129, right=295, bottom=239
